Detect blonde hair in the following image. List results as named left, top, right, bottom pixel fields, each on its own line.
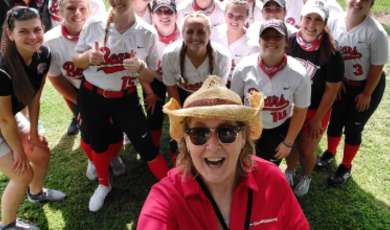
left=58, top=0, right=91, bottom=16
left=225, top=0, right=250, bottom=18
left=176, top=117, right=256, bottom=180
left=180, top=12, right=214, bottom=77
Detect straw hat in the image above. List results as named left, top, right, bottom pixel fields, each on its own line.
left=163, top=75, right=264, bottom=141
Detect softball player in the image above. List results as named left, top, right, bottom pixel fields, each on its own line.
left=245, top=0, right=263, bottom=28
left=134, top=0, right=153, bottom=24
left=284, top=0, right=344, bottom=196
left=316, top=0, right=388, bottom=186
left=0, top=7, right=66, bottom=230
left=48, top=0, right=106, bottom=28
left=142, top=0, right=181, bottom=150
left=44, top=0, right=125, bottom=182
left=231, top=19, right=311, bottom=166
left=176, top=0, right=226, bottom=28
left=72, top=1, right=170, bottom=211
left=210, top=0, right=258, bottom=87
left=246, top=0, right=298, bottom=47
left=162, top=11, right=231, bottom=165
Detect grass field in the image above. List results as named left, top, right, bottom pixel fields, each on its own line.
left=0, top=2, right=390, bottom=230
left=336, top=0, right=390, bottom=12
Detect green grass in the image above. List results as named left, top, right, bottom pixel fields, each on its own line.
left=336, top=0, right=390, bottom=12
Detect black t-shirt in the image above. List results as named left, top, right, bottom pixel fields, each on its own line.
left=0, top=45, right=51, bottom=115
left=288, top=32, right=344, bottom=110
left=0, top=0, right=51, bottom=40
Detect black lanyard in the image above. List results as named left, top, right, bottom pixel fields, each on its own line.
left=194, top=173, right=253, bottom=230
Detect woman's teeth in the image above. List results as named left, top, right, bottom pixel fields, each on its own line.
left=205, top=158, right=225, bottom=167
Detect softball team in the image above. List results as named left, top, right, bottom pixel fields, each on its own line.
left=285, top=0, right=344, bottom=196
left=317, top=0, right=388, bottom=186
left=0, top=7, right=66, bottom=230
left=231, top=19, right=311, bottom=166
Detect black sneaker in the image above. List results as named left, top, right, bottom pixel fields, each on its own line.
left=328, top=164, right=352, bottom=186
left=27, top=188, right=66, bottom=203
left=315, top=150, right=335, bottom=168
left=0, top=219, right=40, bottom=230
left=66, top=116, right=79, bottom=136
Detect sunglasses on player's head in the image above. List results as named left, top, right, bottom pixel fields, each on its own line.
left=185, top=125, right=243, bottom=146
left=7, top=8, right=41, bottom=29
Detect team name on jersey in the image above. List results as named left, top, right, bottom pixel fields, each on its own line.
left=295, top=58, right=320, bottom=79
left=97, top=47, right=131, bottom=74
left=176, top=75, right=203, bottom=92
left=286, top=18, right=300, bottom=29
left=156, top=60, right=162, bottom=74
left=49, top=0, right=61, bottom=21
left=339, top=46, right=362, bottom=60
left=63, top=62, right=84, bottom=78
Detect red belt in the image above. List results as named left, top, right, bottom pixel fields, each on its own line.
left=343, top=78, right=362, bottom=86
left=83, top=80, right=135, bottom=98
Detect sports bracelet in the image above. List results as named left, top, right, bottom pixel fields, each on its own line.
left=282, top=139, right=294, bottom=148
left=135, top=61, right=148, bottom=77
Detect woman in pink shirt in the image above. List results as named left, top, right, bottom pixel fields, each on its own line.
left=137, top=75, right=309, bottom=230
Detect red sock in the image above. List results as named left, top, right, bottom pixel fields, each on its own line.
left=147, top=153, right=170, bottom=180
left=109, top=141, right=123, bottom=159
left=170, top=151, right=177, bottom=167
left=341, top=143, right=360, bottom=169
left=150, top=130, right=162, bottom=148
left=92, top=150, right=110, bottom=186
left=80, top=140, right=93, bottom=161
left=327, top=135, right=342, bottom=155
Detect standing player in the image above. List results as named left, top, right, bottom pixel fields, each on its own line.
left=133, top=0, right=153, bottom=24
left=210, top=0, right=258, bottom=87
left=246, top=0, right=298, bottom=47
left=162, top=11, right=231, bottom=165
left=143, top=0, right=181, bottom=150
left=231, top=19, right=311, bottom=166
left=44, top=0, right=126, bottom=181
left=176, top=0, right=226, bottom=28
left=316, top=0, right=388, bottom=186
left=0, top=7, right=66, bottom=230
left=284, top=0, right=344, bottom=196
left=48, top=0, right=106, bottom=28
left=72, top=0, right=170, bottom=211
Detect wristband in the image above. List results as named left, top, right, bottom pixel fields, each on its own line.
left=282, top=139, right=294, bottom=148
left=135, top=61, right=148, bottom=77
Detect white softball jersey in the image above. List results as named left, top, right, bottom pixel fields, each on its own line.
left=328, top=14, right=388, bottom=81
left=246, top=20, right=298, bottom=47
left=48, top=0, right=106, bottom=28
left=245, top=0, right=263, bottom=28
left=140, top=7, right=153, bottom=25
left=44, top=26, right=84, bottom=88
left=74, top=15, right=159, bottom=91
left=176, top=0, right=226, bottom=29
left=162, top=40, right=231, bottom=93
left=155, top=37, right=183, bottom=82
left=231, top=54, right=311, bottom=129
left=210, top=24, right=258, bottom=82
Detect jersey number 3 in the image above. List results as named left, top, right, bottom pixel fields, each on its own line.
left=353, top=64, right=363, bottom=76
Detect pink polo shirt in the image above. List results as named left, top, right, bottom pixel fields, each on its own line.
left=137, top=156, right=309, bottom=230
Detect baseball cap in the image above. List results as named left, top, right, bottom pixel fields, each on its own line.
left=263, top=0, right=286, bottom=8
left=259, top=19, right=287, bottom=37
left=152, top=0, right=177, bottom=13
left=301, top=0, right=329, bottom=21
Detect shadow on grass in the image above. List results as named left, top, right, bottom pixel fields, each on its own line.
left=293, top=146, right=390, bottom=230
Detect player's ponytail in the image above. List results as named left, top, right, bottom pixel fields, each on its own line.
left=206, top=41, right=214, bottom=75
left=103, top=8, right=115, bottom=47
left=147, top=3, right=153, bottom=24
left=179, top=41, right=187, bottom=77
left=251, top=0, right=255, bottom=24
left=1, top=7, right=40, bottom=105
left=318, top=25, right=336, bottom=65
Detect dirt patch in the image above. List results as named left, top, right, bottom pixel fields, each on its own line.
left=372, top=11, right=390, bottom=23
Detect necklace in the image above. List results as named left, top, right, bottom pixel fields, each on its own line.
left=114, top=18, right=135, bottom=33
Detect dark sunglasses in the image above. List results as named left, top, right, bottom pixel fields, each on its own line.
left=7, top=8, right=41, bottom=28
left=185, top=125, right=243, bottom=145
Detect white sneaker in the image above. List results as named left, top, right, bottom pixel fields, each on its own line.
left=86, top=160, right=98, bottom=181
left=89, top=184, right=112, bottom=212
left=284, top=168, right=295, bottom=187
left=110, top=156, right=126, bottom=176
left=294, top=175, right=311, bottom=197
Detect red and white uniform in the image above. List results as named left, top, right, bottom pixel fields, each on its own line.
left=245, top=0, right=263, bottom=28
left=48, top=0, right=106, bottom=28
left=210, top=24, right=258, bottom=82
left=44, top=25, right=84, bottom=88
left=74, top=14, right=159, bottom=91
left=177, top=0, right=226, bottom=29
left=162, top=40, right=231, bottom=93
left=285, top=0, right=343, bottom=29
left=328, top=14, right=388, bottom=81
left=231, top=54, right=311, bottom=129
left=139, top=7, right=153, bottom=25
left=247, top=20, right=298, bottom=47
